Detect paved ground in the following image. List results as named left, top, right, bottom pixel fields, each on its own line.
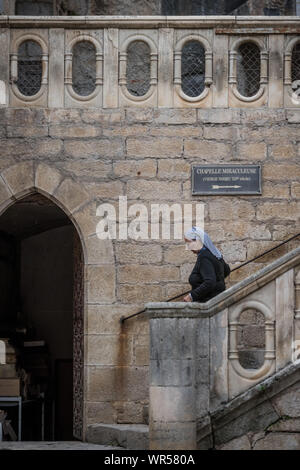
left=0, top=441, right=123, bottom=450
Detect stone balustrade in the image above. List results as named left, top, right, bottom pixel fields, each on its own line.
left=146, top=246, right=300, bottom=449
left=0, top=16, right=299, bottom=108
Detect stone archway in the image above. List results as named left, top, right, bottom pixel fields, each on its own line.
left=0, top=161, right=113, bottom=440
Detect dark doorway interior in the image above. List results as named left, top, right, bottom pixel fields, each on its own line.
left=0, top=193, right=78, bottom=441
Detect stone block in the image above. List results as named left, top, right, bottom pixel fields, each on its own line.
left=218, top=435, right=251, bottom=450
left=286, top=110, right=300, bottom=123
left=49, top=125, right=102, bottom=138
left=164, top=245, right=195, bottom=264
left=126, top=108, right=154, bottom=123
left=7, top=126, right=49, bottom=138
left=49, top=108, right=81, bottom=124
left=86, top=236, right=114, bottom=265
left=236, top=142, right=267, bottom=160
left=81, top=109, right=124, bottom=124
left=86, top=265, right=116, bottom=303
left=150, top=359, right=194, bottom=387
left=118, top=284, right=164, bottom=304
left=213, top=401, right=278, bottom=446
left=157, top=159, right=190, bottom=179
left=203, top=126, right=240, bottom=141
left=153, top=109, right=196, bottom=124
left=87, top=366, right=148, bottom=401
left=184, top=140, right=231, bottom=158
left=271, top=382, right=300, bottom=418
left=84, top=181, right=124, bottom=199
left=127, top=179, right=182, bottom=200
left=35, top=163, right=62, bottom=195
left=291, top=182, right=300, bottom=198
left=118, top=264, right=180, bottom=285
left=86, top=423, right=149, bottom=450
left=253, top=432, right=300, bottom=450
left=263, top=163, right=300, bottom=181
left=149, top=126, right=202, bottom=138
left=262, top=182, right=290, bottom=199
left=86, top=303, right=145, bottom=335
left=116, top=243, right=162, bottom=264
left=60, top=160, right=112, bottom=180
left=257, top=202, right=300, bottom=221
left=114, top=401, right=147, bottom=425
left=6, top=108, right=49, bottom=126
left=64, top=139, right=124, bottom=158
left=219, top=241, right=247, bottom=263
left=208, top=200, right=255, bottom=221
left=54, top=178, right=90, bottom=213
left=270, top=144, right=297, bottom=160
left=113, top=160, right=157, bottom=178
left=1, top=161, right=34, bottom=195
left=197, top=109, right=241, bottom=124
left=150, top=386, right=195, bottom=422
left=150, top=317, right=197, bottom=361
left=126, top=137, right=182, bottom=158
left=0, top=176, right=12, bottom=204
left=86, top=402, right=116, bottom=425
left=150, top=421, right=196, bottom=450
left=87, top=334, right=132, bottom=366
left=268, top=418, right=300, bottom=432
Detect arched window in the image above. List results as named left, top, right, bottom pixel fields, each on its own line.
left=236, top=42, right=261, bottom=98
left=291, top=41, right=300, bottom=82
left=72, top=41, right=96, bottom=97
left=181, top=40, right=205, bottom=98
left=126, top=40, right=151, bottom=97
left=16, top=40, right=43, bottom=96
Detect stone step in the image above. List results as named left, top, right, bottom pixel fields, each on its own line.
left=0, top=441, right=123, bottom=450
left=86, top=423, right=149, bottom=450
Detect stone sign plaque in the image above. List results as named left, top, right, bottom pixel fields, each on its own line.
left=192, top=165, right=261, bottom=195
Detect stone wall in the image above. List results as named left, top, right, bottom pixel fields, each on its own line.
left=0, top=106, right=299, bottom=427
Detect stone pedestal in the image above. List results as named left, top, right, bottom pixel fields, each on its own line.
left=148, top=307, right=210, bottom=450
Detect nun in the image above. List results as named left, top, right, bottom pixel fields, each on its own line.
left=183, top=226, right=230, bottom=303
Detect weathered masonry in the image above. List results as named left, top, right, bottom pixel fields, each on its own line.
left=0, top=15, right=299, bottom=448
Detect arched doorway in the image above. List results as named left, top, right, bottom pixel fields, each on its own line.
left=0, top=192, right=84, bottom=441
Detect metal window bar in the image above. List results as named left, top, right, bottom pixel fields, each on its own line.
left=292, top=42, right=300, bottom=83
left=72, top=41, right=96, bottom=97
left=181, top=41, right=205, bottom=98
left=121, top=232, right=300, bottom=323
left=126, top=40, right=151, bottom=97
left=237, top=42, right=261, bottom=98
left=16, top=40, right=42, bottom=97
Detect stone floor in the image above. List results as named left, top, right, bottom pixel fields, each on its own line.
left=0, top=441, right=123, bottom=450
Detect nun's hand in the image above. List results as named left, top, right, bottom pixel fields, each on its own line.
left=183, top=294, right=192, bottom=302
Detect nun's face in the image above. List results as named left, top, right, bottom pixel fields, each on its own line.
left=184, top=237, right=203, bottom=253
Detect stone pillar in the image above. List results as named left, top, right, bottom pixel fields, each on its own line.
left=147, top=305, right=210, bottom=450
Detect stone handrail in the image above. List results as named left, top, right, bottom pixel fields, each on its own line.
left=145, top=246, right=300, bottom=450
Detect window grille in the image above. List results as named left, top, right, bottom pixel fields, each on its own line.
left=181, top=41, right=205, bottom=98
left=72, top=41, right=96, bottom=97
left=292, top=42, right=300, bottom=82
left=236, top=42, right=261, bottom=98
left=16, top=40, right=42, bottom=96
left=126, top=40, right=151, bottom=97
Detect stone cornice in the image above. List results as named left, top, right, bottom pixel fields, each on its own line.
left=0, top=15, right=299, bottom=31
left=145, top=246, right=300, bottom=318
